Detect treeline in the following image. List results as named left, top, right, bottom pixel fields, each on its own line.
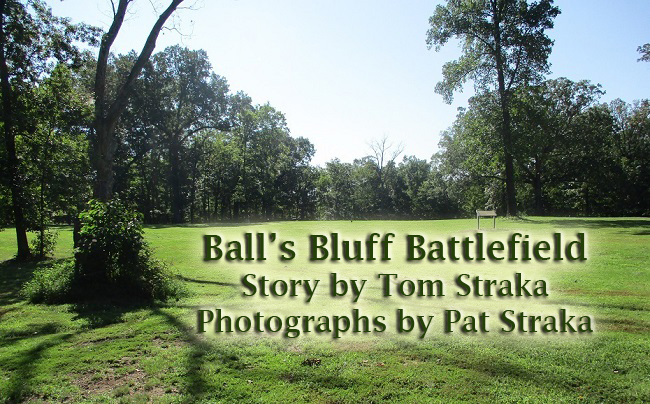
left=2, top=12, right=650, bottom=233
left=1, top=44, right=649, bottom=230
left=300, top=79, right=650, bottom=220
left=437, top=81, right=650, bottom=217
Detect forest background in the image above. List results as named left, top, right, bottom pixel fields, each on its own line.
left=1, top=1, right=648, bottom=253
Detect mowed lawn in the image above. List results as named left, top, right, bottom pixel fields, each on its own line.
left=1, top=217, right=649, bottom=403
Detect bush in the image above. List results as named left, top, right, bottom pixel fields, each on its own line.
left=22, top=259, right=75, bottom=303
left=23, top=199, right=187, bottom=303
left=30, top=229, right=59, bottom=259
left=75, top=199, right=187, bottom=301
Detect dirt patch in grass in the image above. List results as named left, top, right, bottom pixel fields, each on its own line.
left=77, top=335, right=123, bottom=346
left=152, top=333, right=185, bottom=348
left=286, top=344, right=304, bottom=354
left=73, top=357, right=177, bottom=400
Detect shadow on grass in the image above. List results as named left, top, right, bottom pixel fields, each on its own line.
left=398, top=340, right=621, bottom=403
left=554, top=298, right=650, bottom=313
left=145, top=222, right=266, bottom=229
left=2, top=301, right=151, bottom=402
left=1, top=291, right=152, bottom=401
left=2, top=299, right=176, bottom=402
left=2, top=333, right=75, bottom=402
left=508, top=216, right=538, bottom=222
left=0, top=255, right=160, bottom=328
left=177, top=276, right=238, bottom=288
left=147, top=306, right=392, bottom=401
left=70, top=301, right=154, bottom=329
left=0, top=322, right=68, bottom=353
left=150, top=306, right=212, bottom=399
left=542, top=218, right=650, bottom=229
left=0, top=259, right=55, bottom=306
left=3, top=259, right=258, bottom=400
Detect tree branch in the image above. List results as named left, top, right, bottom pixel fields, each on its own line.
left=94, top=0, right=130, bottom=123
left=106, top=0, right=185, bottom=125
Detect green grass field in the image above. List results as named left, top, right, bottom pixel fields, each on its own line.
left=1, top=217, right=649, bottom=403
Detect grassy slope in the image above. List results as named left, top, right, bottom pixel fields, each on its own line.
left=0, top=217, right=649, bottom=403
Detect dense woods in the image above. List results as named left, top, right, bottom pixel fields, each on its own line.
left=1, top=0, right=649, bottom=245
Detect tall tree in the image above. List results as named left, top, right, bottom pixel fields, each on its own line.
left=610, top=99, right=650, bottom=215
left=427, top=0, right=560, bottom=216
left=135, top=45, right=230, bottom=222
left=316, top=159, right=356, bottom=219
left=93, top=0, right=184, bottom=202
left=0, top=0, right=96, bottom=259
left=435, top=94, right=506, bottom=213
left=27, top=64, right=93, bottom=257
left=367, top=136, right=403, bottom=213
left=512, top=78, right=603, bottom=214
left=396, top=156, right=431, bottom=216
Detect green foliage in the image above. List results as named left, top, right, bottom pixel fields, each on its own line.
left=129, top=46, right=231, bottom=223
left=427, top=0, right=561, bottom=216
left=1, top=0, right=99, bottom=84
left=316, top=159, right=357, bottom=219
left=426, top=0, right=560, bottom=103
left=23, top=200, right=187, bottom=303
left=29, top=229, right=58, bottom=259
left=21, top=258, right=74, bottom=303
left=73, top=199, right=187, bottom=301
left=0, top=0, right=99, bottom=260
left=433, top=78, right=650, bottom=217
left=22, top=203, right=187, bottom=303
left=115, top=46, right=318, bottom=222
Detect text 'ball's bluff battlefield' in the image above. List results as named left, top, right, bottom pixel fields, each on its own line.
left=197, top=232, right=592, bottom=338
left=203, top=232, right=586, bottom=262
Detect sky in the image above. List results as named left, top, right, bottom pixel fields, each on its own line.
left=46, top=0, right=650, bottom=166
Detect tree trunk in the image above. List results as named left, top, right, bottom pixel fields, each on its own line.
left=92, top=0, right=184, bottom=202
left=533, top=157, right=544, bottom=215
left=169, top=136, right=184, bottom=223
left=92, top=120, right=118, bottom=201
left=37, top=127, right=53, bottom=258
left=583, top=185, right=591, bottom=216
left=189, top=189, right=195, bottom=223
left=0, top=0, right=30, bottom=260
left=213, top=187, right=219, bottom=219
left=501, top=127, right=517, bottom=216
left=188, top=151, right=200, bottom=223
left=2, top=123, right=31, bottom=260
left=533, top=175, right=544, bottom=216
left=493, top=7, right=517, bottom=216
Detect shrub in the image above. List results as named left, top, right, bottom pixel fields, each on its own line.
left=23, top=199, right=187, bottom=303
left=30, top=229, right=59, bottom=259
left=22, top=259, right=75, bottom=303
left=74, top=199, right=187, bottom=301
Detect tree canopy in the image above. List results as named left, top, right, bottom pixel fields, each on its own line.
left=427, top=0, right=561, bottom=216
